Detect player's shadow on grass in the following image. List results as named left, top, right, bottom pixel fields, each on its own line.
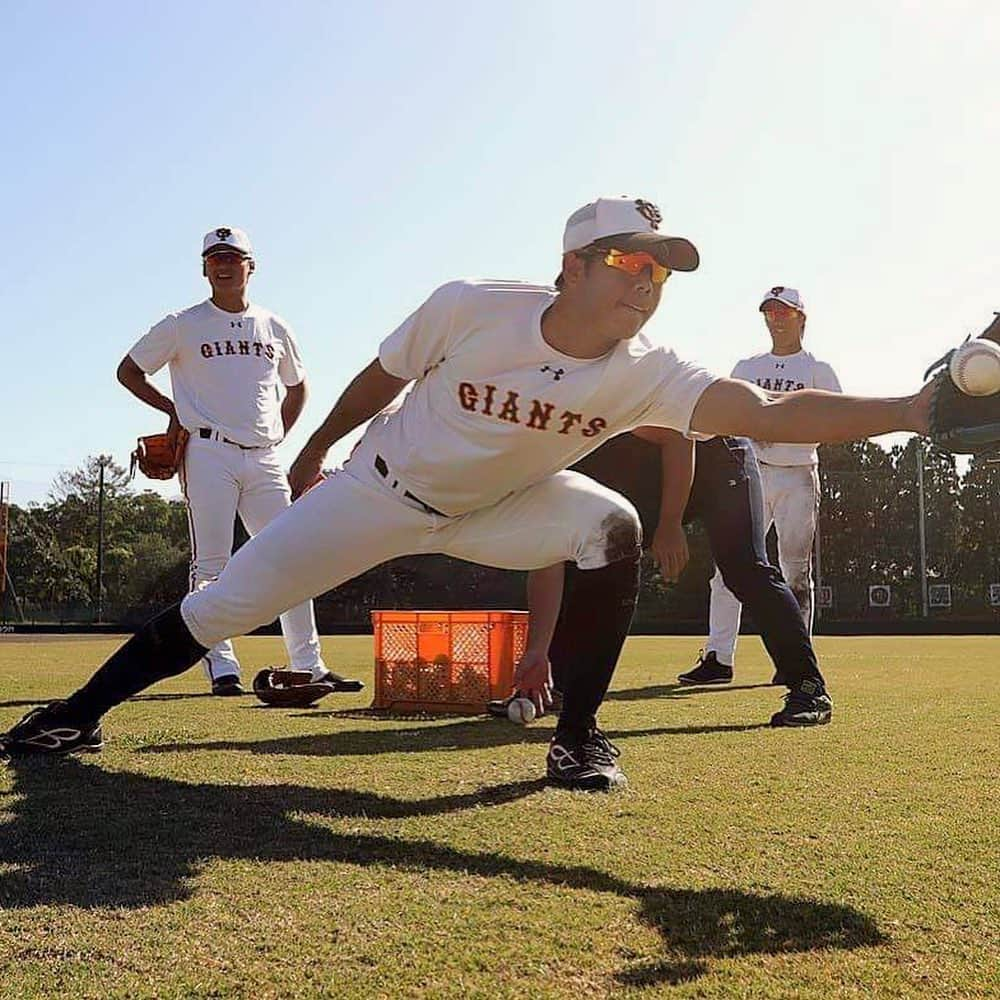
left=0, top=758, right=886, bottom=985
left=0, top=683, right=770, bottom=713
left=130, top=692, right=225, bottom=702
left=606, top=682, right=774, bottom=702
left=136, top=719, right=771, bottom=759
left=0, top=692, right=223, bottom=710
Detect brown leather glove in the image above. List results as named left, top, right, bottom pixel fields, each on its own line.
left=923, top=315, right=1000, bottom=456
left=253, top=668, right=336, bottom=708
left=130, top=428, right=190, bottom=480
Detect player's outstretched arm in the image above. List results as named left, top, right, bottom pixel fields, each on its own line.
left=288, top=358, right=410, bottom=497
left=689, top=377, right=931, bottom=444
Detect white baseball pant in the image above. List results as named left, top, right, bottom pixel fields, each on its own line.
left=180, top=434, right=325, bottom=681
left=706, top=462, right=819, bottom=666
left=180, top=456, right=640, bottom=651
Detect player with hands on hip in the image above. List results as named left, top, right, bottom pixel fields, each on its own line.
left=115, top=226, right=340, bottom=697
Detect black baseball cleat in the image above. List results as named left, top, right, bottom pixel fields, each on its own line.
left=314, top=670, right=365, bottom=693
left=211, top=675, right=244, bottom=697
left=770, top=678, right=833, bottom=727
left=546, top=727, right=627, bottom=791
left=2, top=701, right=104, bottom=756
left=678, top=650, right=733, bottom=685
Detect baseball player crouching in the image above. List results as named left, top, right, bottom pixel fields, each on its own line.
left=3, top=197, right=939, bottom=790
left=682, top=287, right=841, bottom=686
left=115, top=227, right=334, bottom=696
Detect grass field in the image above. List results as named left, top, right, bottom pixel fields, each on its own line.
left=0, top=634, right=997, bottom=999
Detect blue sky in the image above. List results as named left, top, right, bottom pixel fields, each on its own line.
left=2, top=0, right=998, bottom=505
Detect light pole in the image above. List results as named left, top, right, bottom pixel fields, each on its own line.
left=96, top=457, right=106, bottom=624
left=916, top=442, right=928, bottom=617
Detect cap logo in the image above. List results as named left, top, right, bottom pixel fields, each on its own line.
left=634, top=199, right=662, bottom=230
left=770, top=286, right=785, bottom=296
left=215, top=227, right=232, bottom=240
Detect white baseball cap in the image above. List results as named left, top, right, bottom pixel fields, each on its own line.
left=562, top=196, right=699, bottom=271
left=202, top=226, right=253, bottom=258
left=760, top=285, right=805, bottom=313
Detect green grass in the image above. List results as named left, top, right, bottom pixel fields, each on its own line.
left=0, top=634, right=997, bottom=999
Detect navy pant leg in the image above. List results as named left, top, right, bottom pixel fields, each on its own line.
left=688, top=438, right=823, bottom=685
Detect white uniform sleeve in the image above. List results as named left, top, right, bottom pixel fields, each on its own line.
left=633, top=349, right=719, bottom=436
left=128, top=314, right=179, bottom=374
left=378, top=281, right=467, bottom=380
left=730, top=359, right=751, bottom=380
left=814, top=361, right=842, bottom=393
left=277, top=322, right=307, bottom=387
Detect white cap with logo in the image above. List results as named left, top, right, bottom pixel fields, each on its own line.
left=562, top=196, right=699, bottom=271
left=760, top=285, right=805, bottom=314
left=202, top=226, right=254, bottom=258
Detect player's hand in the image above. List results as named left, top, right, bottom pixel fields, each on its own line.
left=289, top=445, right=326, bottom=500
left=650, top=520, right=689, bottom=582
left=512, top=649, right=552, bottom=716
left=165, top=412, right=182, bottom=451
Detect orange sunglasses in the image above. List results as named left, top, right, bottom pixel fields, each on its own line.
left=583, top=247, right=671, bottom=285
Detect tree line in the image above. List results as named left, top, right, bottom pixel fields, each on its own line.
left=3, top=442, right=997, bottom=628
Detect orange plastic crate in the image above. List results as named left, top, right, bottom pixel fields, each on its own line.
left=371, top=610, right=529, bottom=714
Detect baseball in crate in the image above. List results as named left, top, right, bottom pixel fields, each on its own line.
left=371, top=610, right=528, bottom=714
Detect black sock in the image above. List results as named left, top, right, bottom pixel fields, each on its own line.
left=64, top=603, right=208, bottom=722
left=549, top=555, right=640, bottom=735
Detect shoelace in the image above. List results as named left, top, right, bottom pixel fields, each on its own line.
left=581, top=728, right=621, bottom=766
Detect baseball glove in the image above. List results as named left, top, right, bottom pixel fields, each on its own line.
left=130, top=429, right=190, bottom=480
left=924, top=317, right=1000, bottom=455
left=252, top=667, right=363, bottom=708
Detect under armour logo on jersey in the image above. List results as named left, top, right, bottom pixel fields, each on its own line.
left=230, top=320, right=242, bottom=329
left=215, top=227, right=232, bottom=240
left=541, top=365, right=565, bottom=381
left=634, top=199, right=662, bottom=229
left=775, top=362, right=785, bottom=369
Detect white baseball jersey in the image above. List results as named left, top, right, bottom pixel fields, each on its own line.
left=181, top=279, right=719, bottom=651
left=128, top=300, right=306, bottom=448
left=360, top=279, right=718, bottom=516
left=731, top=350, right=842, bottom=466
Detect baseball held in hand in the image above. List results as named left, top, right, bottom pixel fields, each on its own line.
left=949, top=340, right=1000, bottom=396
left=507, top=696, right=537, bottom=724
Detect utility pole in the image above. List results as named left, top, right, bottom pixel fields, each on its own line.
left=96, top=458, right=106, bottom=624
left=0, top=481, right=9, bottom=623
left=916, top=443, right=928, bottom=617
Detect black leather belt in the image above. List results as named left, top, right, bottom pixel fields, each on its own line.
left=374, top=454, right=445, bottom=516
left=198, top=428, right=265, bottom=450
